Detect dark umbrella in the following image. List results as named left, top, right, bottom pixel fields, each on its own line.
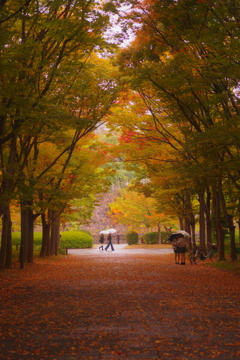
left=168, top=233, right=184, bottom=242
left=168, top=233, right=178, bottom=242
left=175, top=233, right=184, bottom=238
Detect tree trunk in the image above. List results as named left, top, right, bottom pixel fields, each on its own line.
left=0, top=136, right=16, bottom=269
left=158, top=223, right=161, bottom=244
left=189, top=212, right=196, bottom=248
left=20, top=199, right=38, bottom=263
left=0, top=205, right=11, bottom=270
left=205, top=189, right=213, bottom=249
left=238, top=197, right=240, bottom=245
left=228, top=219, right=237, bottom=261
left=179, top=217, right=184, bottom=230
left=184, top=216, right=192, bottom=250
left=5, top=210, right=12, bottom=269
left=218, top=182, right=237, bottom=261
left=27, top=205, right=35, bottom=263
left=239, top=216, right=240, bottom=246
left=40, top=213, right=50, bottom=257
left=198, top=191, right=206, bottom=253
left=20, top=201, right=29, bottom=268
left=51, top=213, right=61, bottom=255
left=48, top=209, right=54, bottom=256
left=213, top=188, right=225, bottom=261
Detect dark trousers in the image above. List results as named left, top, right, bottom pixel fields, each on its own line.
left=105, top=240, right=114, bottom=251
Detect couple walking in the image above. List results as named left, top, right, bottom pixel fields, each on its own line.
left=99, top=233, right=115, bottom=251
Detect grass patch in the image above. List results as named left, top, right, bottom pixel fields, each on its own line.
left=125, top=244, right=172, bottom=249
left=11, top=245, right=42, bottom=259
left=209, top=259, right=240, bottom=275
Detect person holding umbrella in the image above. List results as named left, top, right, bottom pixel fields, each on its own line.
left=168, top=231, right=190, bottom=265
left=168, top=233, right=180, bottom=264
left=176, top=233, right=189, bottom=265
left=105, top=231, right=115, bottom=251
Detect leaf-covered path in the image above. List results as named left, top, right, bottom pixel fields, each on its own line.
left=1, top=253, right=240, bottom=359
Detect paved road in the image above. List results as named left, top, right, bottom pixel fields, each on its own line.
left=68, top=243, right=173, bottom=255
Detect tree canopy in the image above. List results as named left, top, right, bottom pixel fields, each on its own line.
left=0, top=0, right=240, bottom=268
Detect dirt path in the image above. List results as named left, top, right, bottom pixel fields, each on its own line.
left=0, top=253, right=240, bottom=359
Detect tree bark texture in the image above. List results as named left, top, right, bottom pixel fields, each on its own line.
left=158, top=223, right=161, bottom=244
left=189, top=212, right=196, bottom=248
left=49, top=210, right=60, bottom=256
left=20, top=201, right=29, bottom=267
left=198, top=191, right=206, bottom=253
left=218, top=182, right=237, bottom=261
left=213, top=188, right=226, bottom=261
left=0, top=205, right=11, bottom=270
left=40, top=213, right=50, bottom=257
left=27, top=205, right=35, bottom=263
left=5, top=212, right=12, bottom=269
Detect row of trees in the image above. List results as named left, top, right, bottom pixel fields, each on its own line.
left=107, top=0, right=240, bottom=261
left=0, top=0, right=125, bottom=269
left=1, top=0, right=239, bottom=267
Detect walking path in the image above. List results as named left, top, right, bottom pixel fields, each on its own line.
left=68, top=243, right=173, bottom=255
left=0, top=250, right=240, bottom=359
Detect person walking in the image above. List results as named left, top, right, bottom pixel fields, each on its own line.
left=99, top=234, right=104, bottom=250
left=105, top=233, right=115, bottom=251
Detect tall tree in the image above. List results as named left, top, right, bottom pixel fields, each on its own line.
left=0, top=0, right=121, bottom=268
left=113, top=0, right=240, bottom=260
